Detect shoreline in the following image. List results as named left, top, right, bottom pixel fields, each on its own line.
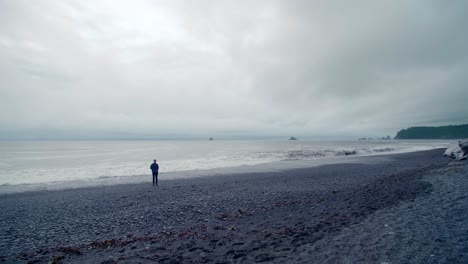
left=0, top=148, right=446, bottom=196
left=0, top=138, right=452, bottom=193
left=1, top=149, right=467, bottom=263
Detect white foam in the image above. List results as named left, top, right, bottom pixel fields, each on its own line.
left=0, top=140, right=450, bottom=192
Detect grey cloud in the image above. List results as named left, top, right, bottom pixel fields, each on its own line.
left=0, top=0, right=467, bottom=139
left=240, top=1, right=468, bottom=132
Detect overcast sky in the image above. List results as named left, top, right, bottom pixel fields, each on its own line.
left=1, top=0, right=467, bottom=139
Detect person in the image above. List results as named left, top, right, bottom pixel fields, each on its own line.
left=150, top=159, right=159, bottom=186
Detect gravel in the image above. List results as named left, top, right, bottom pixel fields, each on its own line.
left=2, top=149, right=465, bottom=263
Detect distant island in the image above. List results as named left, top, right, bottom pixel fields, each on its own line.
left=395, top=124, right=468, bottom=139
left=289, top=136, right=297, bottom=140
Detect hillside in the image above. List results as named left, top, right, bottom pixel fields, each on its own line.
left=395, top=124, right=468, bottom=139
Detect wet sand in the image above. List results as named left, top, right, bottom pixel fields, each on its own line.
left=1, top=149, right=467, bottom=263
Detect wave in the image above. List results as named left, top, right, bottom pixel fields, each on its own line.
left=1, top=141, right=449, bottom=190
left=285, top=150, right=326, bottom=159
left=280, top=146, right=396, bottom=161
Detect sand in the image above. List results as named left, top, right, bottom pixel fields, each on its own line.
left=1, top=149, right=467, bottom=263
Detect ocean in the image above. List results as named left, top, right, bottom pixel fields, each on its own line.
left=0, top=139, right=451, bottom=193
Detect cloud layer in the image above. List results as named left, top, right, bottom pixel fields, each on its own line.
left=1, top=0, right=467, bottom=139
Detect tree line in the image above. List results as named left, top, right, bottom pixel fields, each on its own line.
left=395, top=124, right=468, bottom=139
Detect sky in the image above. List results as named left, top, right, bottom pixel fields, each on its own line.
left=1, top=0, right=467, bottom=140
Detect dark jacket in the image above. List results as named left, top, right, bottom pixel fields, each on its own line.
left=150, top=163, right=159, bottom=173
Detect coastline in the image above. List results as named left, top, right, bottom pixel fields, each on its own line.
left=0, top=139, right=451, bottom=192
left=0, top=144, right=448, bottom=195
left=1, top=148, right=467, bottom=263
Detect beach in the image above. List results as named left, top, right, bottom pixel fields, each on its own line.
left=1, top=148, right=467, bottom=263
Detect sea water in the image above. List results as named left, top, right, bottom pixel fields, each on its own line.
left=0, top=140, right=451, bottom=193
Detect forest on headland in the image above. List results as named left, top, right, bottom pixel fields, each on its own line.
left=395, top=124, right=468, bottom=139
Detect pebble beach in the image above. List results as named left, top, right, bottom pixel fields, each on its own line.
left=1, top=148, right=467, bottom=263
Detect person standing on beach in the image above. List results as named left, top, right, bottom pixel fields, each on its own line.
left=150, top=160, right=159, bottom=186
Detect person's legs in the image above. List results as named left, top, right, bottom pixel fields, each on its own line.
left=152, top=173, right=156, bottom=186
left=155, top=172, right=158, bottom=186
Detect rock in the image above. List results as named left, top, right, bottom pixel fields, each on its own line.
left=100, top=259, right=117, bottom=264
left=167, top=259, right=181, bottom=264
left=444, top=140, right=468, bottom=160
left=459, top=140, right=468, bottom=159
